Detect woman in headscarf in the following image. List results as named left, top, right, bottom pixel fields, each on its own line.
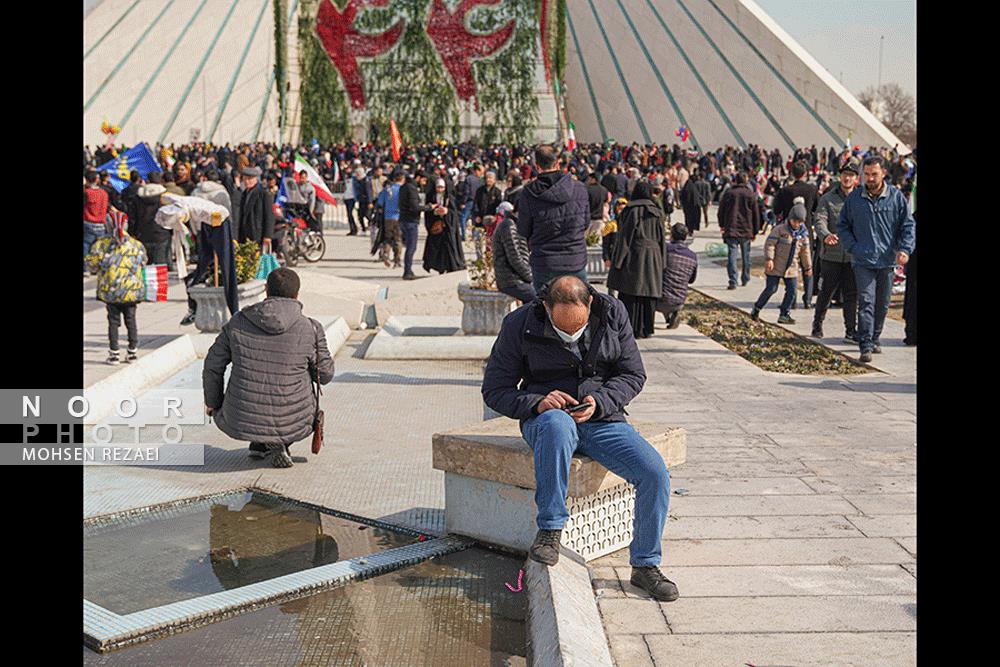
left=422, top=178, right=465, bottom=274
left=607, top=182, right=665, bottom=338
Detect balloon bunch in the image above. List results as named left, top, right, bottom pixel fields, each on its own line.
left=101, top=120, right=122, bottom=136
left=675, top=126, right=690, bottom=143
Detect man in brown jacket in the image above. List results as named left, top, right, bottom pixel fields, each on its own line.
left=750, top=202, right=812, bottom=324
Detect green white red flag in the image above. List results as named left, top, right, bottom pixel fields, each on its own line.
left=566, top=122, right=577, bottom=151
left=294, top=154, right=336, bottom=204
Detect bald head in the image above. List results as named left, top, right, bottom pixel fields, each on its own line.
left=543, top=276, right=592, bottom=334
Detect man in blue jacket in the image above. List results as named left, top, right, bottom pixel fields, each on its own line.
left=837, top=156, right=916, bottom=363
left=516, top=145, right=590, bottom=292
left=482, top=275, right=677, bottom=602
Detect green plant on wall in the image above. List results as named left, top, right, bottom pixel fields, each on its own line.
left=554, top=0, right=566, bottom=87
left=355, top=0, right=461, bottom=143
left=299, top=0, right=351, bottom=143
left=274, top=0, right=288, bottom=139
left=470, top=0, right=540, bottom=144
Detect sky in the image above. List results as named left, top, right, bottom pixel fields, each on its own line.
left=754, top=0, right=916, bottom=98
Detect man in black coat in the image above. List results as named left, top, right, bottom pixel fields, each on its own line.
left=399, top=171, right=427, bottom=280
left=481, top=276, right=678, bottom=602
left=773, top=161, right=819, bottom=308
left=516, top=145, right=590, bottom=292
left=585, top=171, right=609, bottom=232
left=236, top=167, right=275, bottom=249
left=717, top=172, right=761, bottom=289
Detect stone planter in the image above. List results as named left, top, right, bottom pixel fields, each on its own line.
left=189, top=279, right=267, bottom=333
left=457, top=282, right=515, bottom=336
left=586, top=246, right=608, bottom=283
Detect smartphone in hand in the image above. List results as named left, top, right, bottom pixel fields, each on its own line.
left=565, top=402, right=589, bottom=414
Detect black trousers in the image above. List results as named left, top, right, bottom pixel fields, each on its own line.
left=812, top=259, right=858, bottom=335
left=345, top=199, right=357, bottom=233
left=106, top=303, right=138, bottom=351
left=903, top=249, right=916, bottom=342
left=143, top=239, right=173, bottom=270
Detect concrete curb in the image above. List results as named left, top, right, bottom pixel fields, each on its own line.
left=85, top=336, right=198, bottom=423
left=525, top=550, right=614, bottom=667
left=85, top=317, right=351, bottom=423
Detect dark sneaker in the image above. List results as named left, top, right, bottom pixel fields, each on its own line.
left=741, top=279, right=750, bottom=287
left=402, top=272, right=416, bottom=280
left=859, top=351, right=873, bottom=363
left=873, top=344, right=883, bottom=354
left=727, top=284, right=737, bottom=290
left=125, top=348, right=138, bottom=363
left=528, top=529, right=563, bottom=566
left=180, top=310, right=196, bottom=326
left=630, top=566, right=679, bottom=602
left=802, top=299, right=813, bottom=310
left=268, top=444, right=293, bottom=468
left=106, top=350, right=120, bottom=366
left=777, top=314, right=796, bottom=324
left=844, top=333, right=858, bottom=344
left=750, top=307, right=760, bottom=321
left=811, top=326, right=823, bottom=338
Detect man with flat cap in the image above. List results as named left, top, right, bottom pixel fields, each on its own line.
left=237, top=166, right=275, bottom=251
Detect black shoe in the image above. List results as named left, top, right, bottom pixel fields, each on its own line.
left=904, top=338, right=917, bottom=346
left=843, top=334, right=858, bottom=345
left=860, top=351, right=873, bottom=363
left=528, top=529, right=562, bottom=566
left=790, top=301, right=797, bottom=310
left=125, top=348, right=138, bottom=363
left=750, top=307, right=760, bottom=321
left=180, top=311, right=196, bottom=326
left=630, top=566, right=679, bottom=602
left=811, top=326, right=823, bottom=338
left=777, top=314, right=795, bottom=324
left=402, top=272, right=416, bottom=280
left=741, top=279, right=750, bottom=287
left=347, top=231, right=358, bottom=236
left=106, top=350, right=120, bottom=366
left=873, top=344, right=882, bottom=354
left=802, top=301, right=813, bottom=310
left=727, top=284, right=737, bottom=290
left=268, top=443, right=293, bottom=468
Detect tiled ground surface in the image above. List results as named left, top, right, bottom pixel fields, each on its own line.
left=83, top=205, right=916, bottom=665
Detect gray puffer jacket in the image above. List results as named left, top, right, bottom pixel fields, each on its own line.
left=203, top=297, right=335, bottom=445
left=814, top=185, right=852, bottom=263
left=492, top=214, right=532, bottom=289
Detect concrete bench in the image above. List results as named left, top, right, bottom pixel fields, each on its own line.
left=432, top=418, right=686, bottom=561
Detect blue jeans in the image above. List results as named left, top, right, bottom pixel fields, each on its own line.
left=401, top=221, right=419, bottom=274
left=754, top=274, right=797, bottom=316
left=724, top=237, right=751, bottom=286
left=531, top=268, right=589, bottom=294
left=459, top=200, right=474, bottom=239
left=853, top=265, right=893, bottom=352
left=521, top=410, right=670, bottom=567
left=84, top=221, right=106, bottom=269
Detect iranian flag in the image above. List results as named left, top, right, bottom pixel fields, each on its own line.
left=294, top=154, right=336, bottom=204
left=142, top=264, right=168, bottom=302
left=566, top=122, right=577, bottom=151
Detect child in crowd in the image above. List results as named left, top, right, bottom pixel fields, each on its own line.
left=85, top=209, right=148, bottom=364
left=751, top=200, right=812, bottom=324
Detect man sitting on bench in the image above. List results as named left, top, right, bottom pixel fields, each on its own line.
left=481, top=275, right=679, bottom=602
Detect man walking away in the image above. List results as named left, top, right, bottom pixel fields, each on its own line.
left=133, top=172, right=171, bottom=269
left=811, top=158, right=860, bottom=341
left=717, top=172, right=760, bottom=289
left=585, top=171, right=610, bottom=235
left=399, top=171, right=427, bottom=280
left=751, top=203, right=812, bottom=324
left=517, top=145, right=590, bottom=293
left=658, top=223, right=698, bottom=329
left=203, top=268, right=335, bottom=468
left=481, top=276, right=678, bottom=602
left=837, top=156, right=915, bottom=363
left=352, top=167, right=373, bottom=234
left=376, top=169, right=405, bottom=269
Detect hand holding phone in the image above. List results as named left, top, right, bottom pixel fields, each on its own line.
left=565, top=402, right=589, bottom=413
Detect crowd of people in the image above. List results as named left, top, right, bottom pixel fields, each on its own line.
left=84, top=136, right=916, bottom=364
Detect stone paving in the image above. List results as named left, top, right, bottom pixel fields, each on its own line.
left=83, top=206, right=916, bottom=665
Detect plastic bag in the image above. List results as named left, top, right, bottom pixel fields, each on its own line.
left=705, top=242, right=728, bottom=257
left=255, top=253, right=280, bottom=280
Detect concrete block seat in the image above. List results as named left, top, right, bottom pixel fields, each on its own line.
left=432, top=418, right=686, bottom=561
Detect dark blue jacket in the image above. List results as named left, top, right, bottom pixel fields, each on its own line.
left=837, top=182, right=916, bottom=269
left=516, top=172, right=589, bottom=273
left=482, top=287, right=646, bottom=423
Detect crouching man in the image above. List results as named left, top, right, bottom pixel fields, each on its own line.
left=481, top=275, right=678, bottom=602
left=203, top=268, right=335, bottom=467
